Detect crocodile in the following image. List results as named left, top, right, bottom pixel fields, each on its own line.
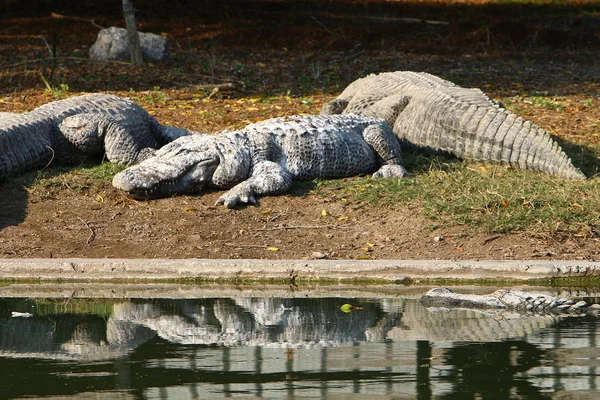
left=0, top=93, right=189, bottom=179
left=420, top=287, right=600, bottom=314
left=321, top=71, right=585, bottom=180
left=112, top=114, right=407, bottom=207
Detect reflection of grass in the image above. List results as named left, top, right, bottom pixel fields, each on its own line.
left=6, top=298, right=115, bottom=317
left=315, top=153, right=600, bottom=238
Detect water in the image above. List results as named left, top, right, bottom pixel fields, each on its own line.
left=1, top=290, right=599, bottom=399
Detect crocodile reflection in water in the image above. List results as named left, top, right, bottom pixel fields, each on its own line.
left=0, top=296, right=567, bottom=361
left=0, top=298, right=401, bottom=360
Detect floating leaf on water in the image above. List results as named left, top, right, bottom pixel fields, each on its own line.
left=341, top=303, right=363, bottom=313
left=340, top=304, right=353, bottom=313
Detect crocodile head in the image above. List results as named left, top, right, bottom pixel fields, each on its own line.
left=112, top=135, right=220, bottom=199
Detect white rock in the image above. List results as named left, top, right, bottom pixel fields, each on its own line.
left=90, top=27, right=169, bottom=63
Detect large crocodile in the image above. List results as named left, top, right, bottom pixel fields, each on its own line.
left=112, top=114, right=407, bottom=207
left=321, top=71, right=585, bottom=180
left=0, top=93, right=189, bottom=179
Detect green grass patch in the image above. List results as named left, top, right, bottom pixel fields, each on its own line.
left=315, top=155, right=600, bottom=237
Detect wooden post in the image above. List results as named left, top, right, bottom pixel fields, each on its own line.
left=122, top=0, right=143, bottom=65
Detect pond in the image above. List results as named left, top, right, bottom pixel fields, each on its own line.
left=0, top=286, right=599, bottom=399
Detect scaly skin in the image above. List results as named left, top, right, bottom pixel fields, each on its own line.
left=322, top=71, right=585, bottom=180
left=0, top=93, right=189, bottom=179
left=420, top=287, right=598, bottom=314
left=112, top=114, right=408, bottom=207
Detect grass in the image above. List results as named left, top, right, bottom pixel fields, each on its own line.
left=315, top=152, right=600, bottom=238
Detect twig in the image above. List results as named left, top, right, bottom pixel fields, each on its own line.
left=318, top=12, right=449, bottom=26
left=50, top=12, right=104, bottom=29
left=40, top=37, right=54, bottom=57
left=311, top=16, right=338, bottom=37
left=40, top=146, right=55, bottom=171
left=224, top=243, right=269, bottom=248
left=257, top=224, right=340, bottom=231
left=77, top=217, right=95, bottom=245
left=482, top=234, right=502, bottom=245
left=3, top=56, right=140, bottom=69
left=0, top=25, right=18, bottom=34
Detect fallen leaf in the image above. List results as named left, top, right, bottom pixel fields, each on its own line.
left=341, top=303, right=363, bottom=313
left=337, top=216, right=348, bottom=221
left=501, top=199, right=509, bottom=208
left=96, top=195, right=104, bottom=203
left=262, top=209, right=272, bottom=215
left=479, top=166, right=488, bottom=173
left=321, top=209, right=328, bottom=217
left=183, top=207, right=197, bottom=212
left=266, top=247, right=279, bottom=252
left=572, top=203, right=584, bottom=209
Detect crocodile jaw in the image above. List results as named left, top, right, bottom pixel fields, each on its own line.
left=112, top=156, right=219, bottom=199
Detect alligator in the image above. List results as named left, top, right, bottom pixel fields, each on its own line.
left=0, top=93, right=189, bottom=179
left=420, top=287, right=600, bottom=314
left=112, top=114, right=407, bottom=207
left=321, top=71, right=585, bottom=180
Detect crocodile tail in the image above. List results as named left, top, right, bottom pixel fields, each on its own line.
left=0, top=116, right=54, bottom=179
left=397, top=96, right=586, bottom=180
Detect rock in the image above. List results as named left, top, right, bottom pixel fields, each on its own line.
left=310, top=251, right=327, bottom=259
left=89, top=27, right=169, bottom=63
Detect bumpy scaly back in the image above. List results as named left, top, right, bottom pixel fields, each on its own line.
left=324, top=71, right=586, bottom=180
left=0, top=112, right=55, bottom=178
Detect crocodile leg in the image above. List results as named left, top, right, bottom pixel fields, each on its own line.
left=59, top=113, right=159, bottom=165
left=358, top=94, right=411, bottom=126
left=215, top=160, right=293, bottom=208
left=361, top=123, right=408, bottom=178
left=321, top=98, right=349, bottom=115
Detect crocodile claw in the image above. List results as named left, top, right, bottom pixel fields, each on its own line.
left=216, top=192, right=257, bottom=208
left=372, top=164, right=408, bottom=179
